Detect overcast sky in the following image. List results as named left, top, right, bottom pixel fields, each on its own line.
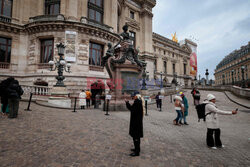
left=152, top=0, right=250, bottom=79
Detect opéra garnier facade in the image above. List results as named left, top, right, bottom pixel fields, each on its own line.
left=214, top=42, right=250, bottom=87
left=0, top=0, right=193, bottom=93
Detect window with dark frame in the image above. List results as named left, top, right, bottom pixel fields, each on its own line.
left=129, top=31, right=136, bottom=48
left=40, top=39, right=54, bottom=63
left=130, top=11, right=134, bottom=19
left=0, top=0, right=13, bottom=17
left=45, top=0, right=60, bottom=15
left=154, top=59, right=157, bottom=73
left=89, top=42, right=103, bottom=66
left=88, top=0, right=103, bottom=23
left=164, top=61, right=167, bottom=73
left=0, top=37, right=11, bottom=63
left=184, top=63, right=186, bottom=75
left=173, top=63, right=175, bottom=74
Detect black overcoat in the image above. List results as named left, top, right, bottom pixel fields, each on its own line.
left=126, top=99, right=143, bottom=138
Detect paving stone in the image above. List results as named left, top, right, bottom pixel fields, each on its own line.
left=0, top=90, right=249, bottom=166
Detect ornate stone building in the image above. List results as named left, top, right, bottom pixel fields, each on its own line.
left=0, top=0, right=193, bottom=94
left=214, top=42, right=250, bottom=87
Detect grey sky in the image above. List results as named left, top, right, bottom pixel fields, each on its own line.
left=152, top=0, right=250, bottom=79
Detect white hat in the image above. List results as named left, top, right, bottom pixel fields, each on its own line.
left=174, top=96, right=182, bottom=101
left=207, top=94, right=216, bottom=101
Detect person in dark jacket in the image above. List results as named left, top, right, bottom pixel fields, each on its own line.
left=155, top=92, right=162, bottom=111
left=7, top=79, right=23, bottom=118
left=0, top=77, right=14, bottom=115
left=125, top=91, right=144, bottom=156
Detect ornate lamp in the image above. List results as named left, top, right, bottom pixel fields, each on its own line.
left=48, top=43, right=71, bottom=87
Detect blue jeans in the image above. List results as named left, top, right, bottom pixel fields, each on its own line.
left=175, top=110, right=182, bottom=123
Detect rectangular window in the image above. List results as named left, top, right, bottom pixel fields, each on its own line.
left=0, top=37, right=11, bottom=63
left=154, top=59, right=157, bottom=73
left=130, top=11, right=134, bottom=19
left=173, top=63, right=175, bottom=74
left=88, top=0, right=103, bottom=23
left=184, top=63, right=186, bottom=75
left=89, top=42, right=103, bottom=66
left=0, top=0, right=12, bottom=17
left=45, top=0, right=60, bottom=15
left=164, top=61, right=167, bottom=73
left=40, top=39, right=54, bottom=63
left=129, top=31, right=136, bottom=48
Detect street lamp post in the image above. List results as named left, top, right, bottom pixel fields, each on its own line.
left=205, top=69, right=209, bottom=85
left=141, top=67, right=149, bottom=90
left=231, top=69, right=234, bottom=85
left=160, top=72, right=163, bottom=88
left=199, top=74, right=201, bottom=85
left=241, top=65, right=246, bottom=88
left=49, top=43, right=71, bottom=87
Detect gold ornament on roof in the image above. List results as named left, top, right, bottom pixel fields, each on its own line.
left=171, top=32, right=178, bottom=43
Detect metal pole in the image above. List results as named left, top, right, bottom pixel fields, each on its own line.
left=145, top=100, right=148, bottom=116
left=160, top=99, right=162, bottom=111
left=72, top=97, right=77, bottom=112
left=25, top=92, right=33, bottom=111
left=105, top=99, right=110, bottom=116
left=170, top=94, right=172, bottom=103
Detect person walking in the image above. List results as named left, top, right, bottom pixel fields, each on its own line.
left=173, top=95, right=184, bottom=126
left=191, top=88, right=196, bottom=105
left=179, top=92, right=189, bottom=125
left=125, top=91, right=144, bottom=157
left=94, top=93, right=101, bottom=109
left=85, top=89, right=91, bottom=108
left=79, top=90, right=86, bottom=109
left=204, top=94, right=237, bottom=149
left=194, top=89, right=200, bottom=106
left=7, top=79, right=23, bottom=118
left=155, top=92, right=162, bottom=111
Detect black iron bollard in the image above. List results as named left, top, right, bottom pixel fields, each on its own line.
left=160, top=101, right=162, bottom=111
left=105, top=99, right=110, bottom=116
left=145, top=100, right=148, bottom=116
left=170, top=94, right=172, bottom=103
left=25, top=92, right=33, bottom=111
left=72, top=97, right=77, bottom=112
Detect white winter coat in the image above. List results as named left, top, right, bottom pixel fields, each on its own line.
left=205, top=101, right=232, bottom=129
left=79, top=92, right=86, bottom=106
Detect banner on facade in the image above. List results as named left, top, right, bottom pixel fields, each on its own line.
left=65, top=31, right=77, bottom=62
left=188, top=44, right=197, bottom=76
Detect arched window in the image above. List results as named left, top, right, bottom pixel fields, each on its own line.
left=0, top=0, right=12, bottom=17
left=88, top=0, right=103, bottom=23
left=45, top=0, right=60, bottom=15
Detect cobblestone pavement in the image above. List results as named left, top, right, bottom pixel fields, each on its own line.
left=0, top=90, right=249, bottom=167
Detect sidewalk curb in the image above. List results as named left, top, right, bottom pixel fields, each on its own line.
left=224, top=91, right=250, bottom=109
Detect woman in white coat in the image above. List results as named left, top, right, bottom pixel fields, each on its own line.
left=79, top=90, right=86, bottom=109
left=205, top=94, right=237, bottom=149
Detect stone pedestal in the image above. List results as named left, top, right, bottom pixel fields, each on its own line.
left=109, top=62, right=143, bottom=111
left=48, top=86, right=71, bottom=108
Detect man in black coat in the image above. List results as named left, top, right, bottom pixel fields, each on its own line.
left=125, top=92, right=143, bottom=156
left=0, top=77, right=14, bottom=114
left=7, top=79, right=23, bottom=118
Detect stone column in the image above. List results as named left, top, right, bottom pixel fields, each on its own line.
left=17, top=33, right=28, bottom=74
left=67, top=0, right=78, bottom=21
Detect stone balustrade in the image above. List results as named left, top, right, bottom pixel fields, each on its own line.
left=21, top=85, right=51, bottom=96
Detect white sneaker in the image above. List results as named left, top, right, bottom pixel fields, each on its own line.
left=218, top=145, right=225, bottom=148
left=211, top=147, right=217, bottom=150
